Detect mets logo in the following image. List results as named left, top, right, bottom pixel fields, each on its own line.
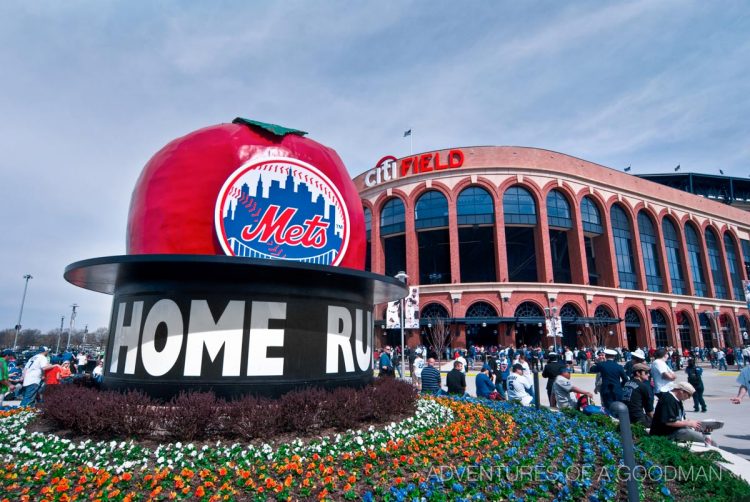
left=215, top=157, right=350, bottom=266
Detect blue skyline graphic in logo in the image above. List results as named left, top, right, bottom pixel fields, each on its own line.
left=218, top=160, right=346, bottom=265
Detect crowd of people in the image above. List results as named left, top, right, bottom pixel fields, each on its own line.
left=0, top=346, right=104, bottom=407
left=376, top=342, right=750, bottom=447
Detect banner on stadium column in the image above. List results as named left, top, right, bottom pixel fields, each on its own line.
left=744, top=280, right=750, bottom=310
left=545, top=317, right=563, bottom=338
left=404, top=286, right=420, bottom=329
left=386, top=300, right=401, bottom=329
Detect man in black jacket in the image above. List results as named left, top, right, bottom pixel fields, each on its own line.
left=446, top=360, right=467, bottom=395
left=542, top=353, right=566, bottom=407
left=621, top=363, right=653, bottom=426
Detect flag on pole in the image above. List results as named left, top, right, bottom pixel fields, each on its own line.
left=624, top=165, right=631, bottom=172
left=719, top=169, right=724, bottom=175
left=403, top=129, right=411, bottom=137
left=674, top=165, right=680, bottom=172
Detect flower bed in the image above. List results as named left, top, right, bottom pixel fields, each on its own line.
left=1, top=397, right=746, bottom=501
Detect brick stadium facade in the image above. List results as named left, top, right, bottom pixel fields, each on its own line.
left=353, top=146, right=750, bottom=351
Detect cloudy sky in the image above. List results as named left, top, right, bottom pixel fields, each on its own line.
left=1, top=1, right=748, bottom=333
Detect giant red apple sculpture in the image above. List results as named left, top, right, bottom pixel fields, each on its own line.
left=127, top=118, right=365, bottom=270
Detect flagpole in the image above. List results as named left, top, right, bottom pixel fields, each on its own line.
left=410, top=130, right=413, bottom=156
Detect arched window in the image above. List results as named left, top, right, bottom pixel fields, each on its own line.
left=724, top=233, right=743, bottom=300
left=466, top=302, right=498, bottom=318
left=363, top=207, right=372, bottom=272
left=380, top=198, right=406, bottom=276
left=624, top=308, right=640, bottom=326
left=503, top=186, right=536, bottom=225
left=662, top=219, right=686, bottom=295
left=624, top=308, right=642, bottom=351
left=705, top=228, right=728, bottom=299
left=651, top=310, right=668, bottom=348
left=559, top=303, right=581, bottom=320
left=581, top=197, right=603, bottom=234
left=581, top=196, right=605, bottom=286
left=699, top=313, right=713, bottom=349
left=415, top=191, right=451, bottom=284
left=610, top=205, right=637, bottom=289
left=457, top=187, right=496, bottom=282
left=637, top=212, right=664, bottom=292
left=685, top=224, right=708, bottom=297
left=504, top=186, right=538, bottom=282
left=415, top=191, right=449, bottom=229
left=380, top=198, right=405, bottom=235
left=594, top=305, right=615, bottom=320
left=457, top=187, right=494, bottom=225
left=547, top=190, right=572, bottom=229
left=547, top=190, right=573, bottom=284
left=420, top=303, right=449, bottom=321
left=465, top=301, right=499, bottom=347
left=514, top=302, right=544, bottom=318
left=676, top=311, right=693, bottom=349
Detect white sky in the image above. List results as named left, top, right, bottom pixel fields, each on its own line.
left=1, top=1, right=749, bottom=332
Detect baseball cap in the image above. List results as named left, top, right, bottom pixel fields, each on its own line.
left=1, top=349, right=16, bottom=359
left=631, top=349, right=646, bottom=360
left=39, top=346, right=50, bottom=353
left=481, top=364, right=492, bottom=372
left=560, top=366, right=571, bottom=374
left=632, top=363, right=650, bottom=372
left=548, top=353, right=559, bottom=361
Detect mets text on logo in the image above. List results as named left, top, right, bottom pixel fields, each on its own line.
left=215, top=158, right=350, bottom=266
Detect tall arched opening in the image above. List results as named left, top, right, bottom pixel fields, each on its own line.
left=513, top=302, right=545, bottom=347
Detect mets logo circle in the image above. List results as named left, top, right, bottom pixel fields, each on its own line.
left=215, top=157, right=350, bottom=266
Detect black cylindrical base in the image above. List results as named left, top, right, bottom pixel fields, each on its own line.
left=65, top=255, right=406, bottom=400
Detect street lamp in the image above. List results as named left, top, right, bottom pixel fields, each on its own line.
left=13, top=274, right=33, bottom=350
left=395, top=271, right=408, bottom=380
left=56, top=315, right=65, bottom=353
left=66, top=304, right=78, bottom=350
left=544, top=306, right=560, bottom=353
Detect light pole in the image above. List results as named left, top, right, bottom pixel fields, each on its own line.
left=395, top=271, right=408, bottom=380
left=544, top=306, right=559, bottom=353
left=705, top=310, right=721, bottom=348
left=13, top=274, right=33, bottom=350
left=66, top=304, right=78, bottom=350
left=56, top=315, right=65, bottom=353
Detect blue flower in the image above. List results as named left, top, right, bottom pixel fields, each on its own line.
left=453, top=482, right=465, bottom=493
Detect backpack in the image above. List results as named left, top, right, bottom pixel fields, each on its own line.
left=576, top=394, right=590, bottom=411
left=686, top=367, right=701, bottom=386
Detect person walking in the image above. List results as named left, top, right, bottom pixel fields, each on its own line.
left=731, top=364, right=750, bottom=404
left=685, top=358, right=707, bottom=412
left=590, top=349, right=627, bottom=410
left=717, top=349, right=728, bottom=371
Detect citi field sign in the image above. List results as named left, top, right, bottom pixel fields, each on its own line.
left=363, top=149, right=465, bottom=188
left=65, top=118, right=405, bottom=399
